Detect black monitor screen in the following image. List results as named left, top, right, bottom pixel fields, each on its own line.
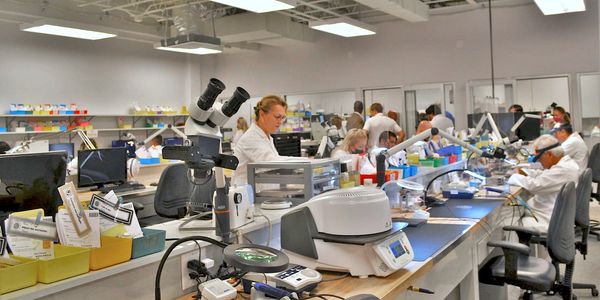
left=49, top=143, right=74, bottom=161
left=492, top=113, right=518, bottom=138
left=78, top=148, right=127, bottom=188
left=516, top=112, right=542, bottom=141
left=0, top=151, right=67, bottom=215
left=111, top=140, right=136, bottom=158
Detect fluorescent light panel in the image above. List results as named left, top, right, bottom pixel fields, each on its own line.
left=20, top=20, right=117, bottom=40
left=309, top=18, right=376, bottom=37
left=210, top=0, right=295, bottom=13
left=534, top=0, right=585, bottom=15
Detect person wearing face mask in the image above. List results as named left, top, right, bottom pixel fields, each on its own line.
left=553, top=123, right=588, bottom=172
left=507, top=134, right=579, bottom=232
left=233, top=95, right=306, bottom=186
left=550, top=106, right=570, bottom=129
left=331, top=128, right=368, bottom=158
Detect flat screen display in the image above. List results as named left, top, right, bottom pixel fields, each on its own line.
left=49, top=143, right=75, bottom=161
left=0, top=151, right=67, bottom=215
left=77, top=148, right=127, bottom=188
left=389, top=240, right=406, bottom=258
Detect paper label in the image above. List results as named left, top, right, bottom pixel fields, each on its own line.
left=89, top=194, right=133, bottom=225
left=7, top=215, right=58, bottom=240
left=86, top=129, right=98, bottom=138
left=58, top=182, right=92, bottom=236
left=4, top=219, right=54, bottom=259
left=56, top=209, right=101, bottom=248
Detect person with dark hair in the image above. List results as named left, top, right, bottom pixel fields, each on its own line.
left=378, top=131, right=398, bottom=148
left=425, top=104, right=453, bottom=131
left=553, top=123, right=588, bottom=171
left=0, top=141, right=10, bottom=154
left=346, top=101, right=364, bottom=131
left=363, top=102, right=404, bottom=149
left=509, top=104, right=523, bottom=113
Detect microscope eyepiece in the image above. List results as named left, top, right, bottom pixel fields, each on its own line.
left=197, top=78, right=226, bottom=110
left=221, top=87, right=250, bottom=117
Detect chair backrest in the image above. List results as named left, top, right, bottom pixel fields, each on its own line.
left=547, top=182, right=577, bottom=264
left=575, top=168, right=593, bottom=229
left=588, top=143, right=600, bottom=183
left=154, top=163, right=192, bottom=218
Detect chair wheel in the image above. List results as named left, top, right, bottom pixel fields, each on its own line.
left=592, top=288, right=598, bottom=297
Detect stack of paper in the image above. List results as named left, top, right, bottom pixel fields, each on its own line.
left=56, top=209, right=101, bottom=248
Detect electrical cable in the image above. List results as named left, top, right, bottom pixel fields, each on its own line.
left=254, top=212, right=272, bottom=247
left=155, top=236, right=228, bottom=300
left=304, top=294, right=345, bottom=300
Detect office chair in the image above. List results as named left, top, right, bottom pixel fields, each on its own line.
left=154, top=164, right=192, bottom=219
left=588, top=143, right=600, bottom=240
left=571, top=168, right=599, bottom=296
left=480, top=182, right=577, bottom=300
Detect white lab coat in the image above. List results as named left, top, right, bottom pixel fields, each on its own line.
left=561, top=132, right=589, bottom=172
left=233, top=123, right=306, bottom=185
left=430, top=114, right=454, bottom=132
left=363, top=113, right=402, bottom=150
left=507, top=155, right=579, bottom=231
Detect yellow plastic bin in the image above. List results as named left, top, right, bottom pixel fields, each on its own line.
left=90, top=236, right=132, bottom=270
left=0, top=256, right=38, bottom=294
left=38, top=245, right=90, bottom=284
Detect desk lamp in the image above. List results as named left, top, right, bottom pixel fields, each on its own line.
left=7, top=128, right=93, bottom=154
left=469, top=112, right=504, bottom=144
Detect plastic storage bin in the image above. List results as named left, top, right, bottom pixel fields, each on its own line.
left=419, top=159, right=434, bottom=167
left=131, top=229, right=166, bottom=259
left=139, top=157, right=160, bottom=165
left=38, top=245, right=90, bottom=284
left=0, top=256, right=38, bottom=294
left=90, top=236, right=133, bottom=270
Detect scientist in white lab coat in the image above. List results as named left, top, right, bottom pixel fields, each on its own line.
left=233, top=95, right=304, bottom=185
left=553, top=123, right=589, bottom=172
left=507, top=134, right=579, bottom=231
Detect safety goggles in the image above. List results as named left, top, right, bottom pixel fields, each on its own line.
left=532, top=143, right=560, bottom=162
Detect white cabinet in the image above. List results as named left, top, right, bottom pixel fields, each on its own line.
left=516, top=76, right=569, bottom=111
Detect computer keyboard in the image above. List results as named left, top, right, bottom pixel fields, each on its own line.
left=100, top=182, right=146, bottom=194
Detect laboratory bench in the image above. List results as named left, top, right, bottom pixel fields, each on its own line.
left=2, top=159, right=515, bottom=300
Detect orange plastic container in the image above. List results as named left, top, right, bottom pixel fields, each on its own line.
left=89, top=236, right=133, bottom=270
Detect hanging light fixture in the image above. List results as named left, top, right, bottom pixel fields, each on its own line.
left=210, top=0, right=295, bottom=13
left=534, top=0, right=585, bottom=15
left=154, top=33, right=223, bottom=55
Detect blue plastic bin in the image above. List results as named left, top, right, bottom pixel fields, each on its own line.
left=131, top=228, right=166, bottom=259
left=436, top=145, right=455, bottom=156
left=139, top=157, right=160, bottom=164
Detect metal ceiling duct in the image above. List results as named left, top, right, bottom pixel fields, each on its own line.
left=354, top=0, right=429, bottom=22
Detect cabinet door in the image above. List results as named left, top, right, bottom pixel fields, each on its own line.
left=580, top=74, right=600, bottom=118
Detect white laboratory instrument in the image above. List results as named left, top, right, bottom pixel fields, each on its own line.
left=280, top=187, right=414, bottom=277
left=229, top=184, right=254, bottom=229
left=199, top=279, right=237, bottom=300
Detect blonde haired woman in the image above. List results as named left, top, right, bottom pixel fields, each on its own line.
left=233, top=95, right=306, bottom=185
left=232, top=117, right=249, bottom=145
left=332, top=128, right=368, bottom=159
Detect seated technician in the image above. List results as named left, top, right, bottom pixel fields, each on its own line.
left=0, top=141, right=10, bottom=154
left=507, top=134, right=579, bottom=231
left=553, top=123, right=589, bottom=172
left=331, top=128, right=368, bottom=158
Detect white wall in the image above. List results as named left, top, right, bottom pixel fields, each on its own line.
left=0, top=22, right=190, bottom=115
left=198, top=2, right=599, bottom=130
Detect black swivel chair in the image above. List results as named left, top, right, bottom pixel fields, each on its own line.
left=480, top=182, right=577, bottom=300
left=588, top=143, right=600, bottom=240
left=154, top=164, right=192, bottom=219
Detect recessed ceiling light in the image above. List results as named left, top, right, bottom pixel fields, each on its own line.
left=309, top=17, right=376, bottom=38
left=210, top=0, right=295, bottom=13
left=534, top=0, right=585, bottom=15
left=20, top=19, right=117, bottom=40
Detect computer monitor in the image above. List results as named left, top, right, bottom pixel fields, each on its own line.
left=515, top=111, right=542, bottom=141
left=111, top=140, right=136, bottom=158
left=163, top=137, right=183, bottom=146
left=49, top=143, right=74, bottom=161
left=78, top=148, right=127, bottom=188
left=492, top=113, right=518, bottom=138
left=0, top=151, right=67, bottom=216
